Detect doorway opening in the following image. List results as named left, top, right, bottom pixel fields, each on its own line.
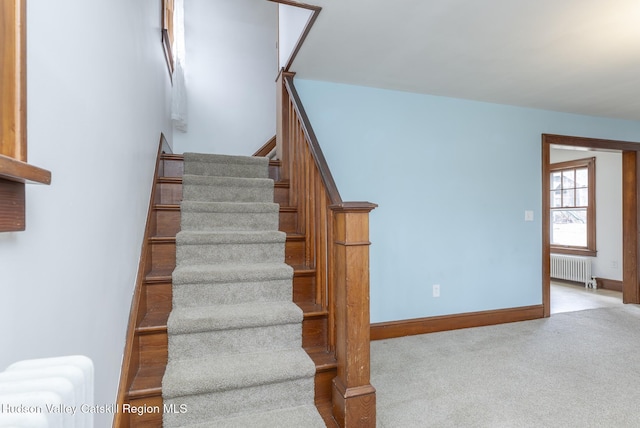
left=542, top=134, right=640, bottom=317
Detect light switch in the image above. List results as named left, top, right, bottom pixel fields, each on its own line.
left=525, top=210, right=534, bottom=222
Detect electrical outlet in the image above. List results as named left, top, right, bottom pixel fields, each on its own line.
left=433, top=284, right=440, bottom=298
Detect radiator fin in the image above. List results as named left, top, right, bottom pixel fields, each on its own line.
left=0, top=356, right=94, bottom=428
left=550, top=254, right=592, bottom=287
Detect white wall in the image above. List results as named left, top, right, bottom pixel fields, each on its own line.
left=0, top=0, right=172, bottom=425
left=279, top=4, right=313, bottom=69
left=550, top=148, right=623, bottom=281
left=173, top=0, right=277, bottom=155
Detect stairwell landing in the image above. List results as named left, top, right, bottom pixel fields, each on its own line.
left=161, top=153, right=324, bottom=427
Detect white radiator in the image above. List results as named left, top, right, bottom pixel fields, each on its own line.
left=0, top=356, right=93, bottom=428
left=550, top=254, right=592, bottom=287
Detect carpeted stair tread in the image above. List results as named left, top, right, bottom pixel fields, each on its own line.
left=162, top=348, right=315, bottom=399
left=167, top=301, right=303, bottom=334
left=176, top=232, right=285, bottom=265
left=171, top=264, right=293, bottom=306
left=181, top=201, right=280, bottom=231
left=176, top=230, right=285, bottom=245
left=181, top=201, right=279, bottom=213
left=172, top=282, right=292, bottom=307
left=183, top=174, right=274, bottom=188
left=183, top=152, right=269, bottom=166
left=182, top=175, right=275, bottom=203
left=179, top=405, right=325, bottom=428
left=172, top=263, right=293, bottom=285
left=163, top=378, right=315, bottom=426
left=184, top=153, right=269, bottom=179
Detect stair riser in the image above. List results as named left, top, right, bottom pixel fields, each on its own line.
left=184, top=185, right=274, bottom=203
left=163, top=377, right=315, bottom=426
left=274, top=185, right=289, bottom=205
left=293, top=274, right=316, bottom=304
left=181, top=211, right=279, bottom=232
left=163, top=159, right=184, bottom=177
left=302, top=317, right=328, bottom=349
left=138, top=332, right=167, bottom=367
left=158, top=181, right=183, bottom=205
left=168, top=324, right=302, bottom=359
left=177, top=242, right=284, bottom=265
left=151, top=241, right=175, bottom=272
left=146, top=282, right=172, bottom=313
left=285, top=239, right=306, bottom=265
left=173, top=279, right=291, bottom=307
left=128, top=395, right=163, bottom=428
left=268, top=163, right=280, bottom=181
left=155, top=209, right=181, bottom=236
left=185, top=162, right=269, bottom=179
left=279, top=209, right=297, bottom=233
left=314, top=368, right=336, bottom=405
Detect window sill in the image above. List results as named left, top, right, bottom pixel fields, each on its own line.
left=0, top=154, right=51, bottom=184
left=0, top=155, right=51, bottom=232
left=550, top=246, right=596, bottom=257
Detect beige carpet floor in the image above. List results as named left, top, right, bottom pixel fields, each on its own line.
left=372, top=304, right=640, bottom=427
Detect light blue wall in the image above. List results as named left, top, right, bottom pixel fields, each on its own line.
left=295, top=79, right=640, bottom=323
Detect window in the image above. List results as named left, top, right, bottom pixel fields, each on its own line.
left=162, top=0, right=175, bottom=75
left=1, top=0, right=51, bottom=232
left=550, top=157, right=596, bottom=256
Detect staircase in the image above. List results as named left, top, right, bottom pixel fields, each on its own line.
left=116, top=151, right=333, bottom=427
left=162, top=152, right=324, bottom=426
left=118, top=136, right=374, bottom=427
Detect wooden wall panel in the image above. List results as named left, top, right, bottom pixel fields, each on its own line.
left=0, top=178, right=25, bottom=231
left=0, top=0, right=27, bottom=161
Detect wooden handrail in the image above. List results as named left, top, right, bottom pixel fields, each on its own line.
left=268, top=0, right=321, bottom=72
left=252, top=135, right=276, bottom=157
left=283, top=75, right=342, bottom=204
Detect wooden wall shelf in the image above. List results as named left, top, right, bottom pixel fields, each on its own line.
left=0, top=155, right=51, bottom=232
left=0, top=154, right=51, bottom=184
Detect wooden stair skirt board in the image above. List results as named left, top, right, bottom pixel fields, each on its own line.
left=370, top=305, right=545, bottom=341
left=114, top=143, right=182, bottom=428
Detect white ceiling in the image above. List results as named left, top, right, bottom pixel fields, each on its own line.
left=292, top=0, right=640, bottom=121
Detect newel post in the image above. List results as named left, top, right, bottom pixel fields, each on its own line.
left=330, top=202, right=377, bottom=427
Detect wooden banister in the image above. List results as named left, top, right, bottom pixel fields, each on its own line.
left=279, top=73, right=377, bottom=427
left=268, top=0, right=321, bottom=72
left=252, top=135, right=277, bottom=157
left=283, top=75, right=341, bottom=205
